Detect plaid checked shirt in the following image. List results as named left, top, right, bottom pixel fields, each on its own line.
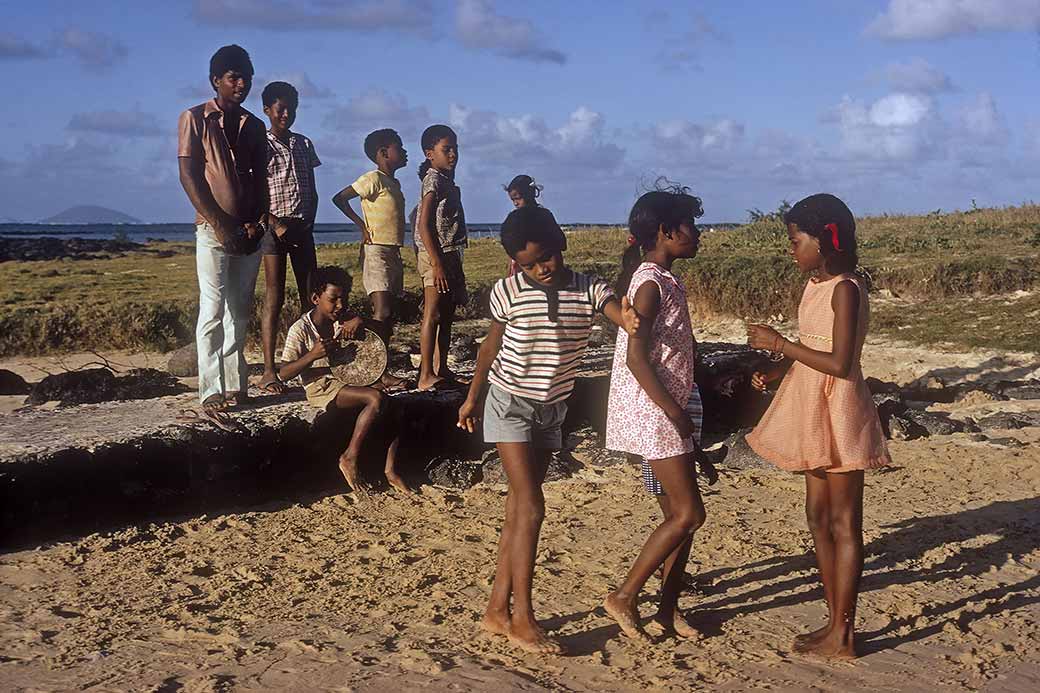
left=266, top=131, right=321, bottom=219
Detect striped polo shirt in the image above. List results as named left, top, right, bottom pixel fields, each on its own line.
left=489, top=270, right=614, bottom=403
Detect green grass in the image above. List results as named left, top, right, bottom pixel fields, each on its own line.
left=1, top=204, right=1037, bottom=356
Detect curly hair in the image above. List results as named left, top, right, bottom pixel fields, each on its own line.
left=617, top=179, right=704, bottom=294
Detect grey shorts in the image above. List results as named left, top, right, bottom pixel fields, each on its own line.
left=483, top=384, right=567, bottom=450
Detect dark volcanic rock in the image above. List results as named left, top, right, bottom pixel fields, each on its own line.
left=0, top=369, right=30, bottom=395
left=166, top=342, right=198, bottom=377
left=425, top=455, right=483, bottom=488
left=987, top=437, right=1026, bottom=448
left=448, top=335, right=478, bottom=363
left=997, top=380, right=1040, bottom=400
left=481, top=449, right=581, bottom=485
left=696, top=343, right=777, bottom=443
left=866, top=377, right=900, bottom=394
left=901, top=410, right=968, bottom=436
left=976, top=412, right=1040, bottom=431
left=26, top=368, right=187, bottom=406
left=0, top=236, right=141, bottom=262
left=888, top=415, right=929, bottom=441
left=720, top=429, right=772, bottom=470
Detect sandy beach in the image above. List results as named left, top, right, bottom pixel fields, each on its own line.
left=1, top=323, right=1039, bottom=692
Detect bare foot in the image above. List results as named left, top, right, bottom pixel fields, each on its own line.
left=507, top=619, right=563, bottom=655
left=604, top=593, right=651, bottom=643
left=650, top=611, right=700, bottom=639
left=380, top=372, right=409, bottom=392
left=480, top=608, right=511, bottom=638
left=338, top=455, right=371, bottom=497
left=793, top=624, right=830, bottom=649
left=417, top=374, right=447, bottom=391
left=385, top=471, right=411, bottom=495
left=794, top=627, right=857, bottom=658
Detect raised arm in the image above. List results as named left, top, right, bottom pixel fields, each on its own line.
left=457, top=320, right=505, bottom=432
left=748, top=280, right=860, bottom=378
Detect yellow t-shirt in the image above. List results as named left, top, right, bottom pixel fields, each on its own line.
left=351, top=170, right=405, bottom=246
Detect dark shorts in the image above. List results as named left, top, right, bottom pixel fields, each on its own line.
left=261, top=220, right=315, bottom=257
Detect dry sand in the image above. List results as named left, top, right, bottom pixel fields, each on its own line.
left=1, top=335, right=1039, bottom=691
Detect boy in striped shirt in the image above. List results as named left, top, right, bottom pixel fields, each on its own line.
left=457, top=206, right=638, bottom=654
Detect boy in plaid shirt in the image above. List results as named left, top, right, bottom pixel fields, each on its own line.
left=258, top=81, right=321, bottom=393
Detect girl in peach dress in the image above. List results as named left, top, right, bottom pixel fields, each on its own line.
left=746, top=193, right=890, bottom=659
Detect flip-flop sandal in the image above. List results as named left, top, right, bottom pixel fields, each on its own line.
left=176, top=407, right=240, bottom=433
left=201, top=393, right=231, bottom=412
left=258, top=379, right=289, bottom=395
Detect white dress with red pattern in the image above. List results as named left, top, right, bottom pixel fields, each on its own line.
left=605, top=262, right=697, bottom=461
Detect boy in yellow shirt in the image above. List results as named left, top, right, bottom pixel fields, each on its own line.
left=332, top=129, right=408, bottom=390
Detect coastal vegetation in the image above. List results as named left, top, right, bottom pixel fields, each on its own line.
left=1, top=205, right=1037, bottom=356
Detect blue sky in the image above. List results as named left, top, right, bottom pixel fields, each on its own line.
left=2, top=0, right=1039, bottom=223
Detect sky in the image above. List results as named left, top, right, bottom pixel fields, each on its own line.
left=2, top=0, right=1039, bottom=224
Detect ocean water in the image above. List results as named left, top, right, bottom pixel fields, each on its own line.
left=0, top=223, right=505, bottom=246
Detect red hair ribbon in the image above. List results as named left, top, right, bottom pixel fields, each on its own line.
left=627, top=234, right=637, bottom=246
left=825, top=223, right=841, bottom=251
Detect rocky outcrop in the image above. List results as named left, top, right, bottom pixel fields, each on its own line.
left=26, top=368, right=187, bottom=406
left=0, top=237, right=144, bottom=262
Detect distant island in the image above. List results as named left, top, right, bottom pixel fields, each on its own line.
left=41, top=206, right=142, bottom=225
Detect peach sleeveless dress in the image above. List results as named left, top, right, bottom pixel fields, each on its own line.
left=746, top=274, right=891, bottom=473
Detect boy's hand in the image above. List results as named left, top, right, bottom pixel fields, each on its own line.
left=747, top=323, right=784, bottom=352
left=456, top=397, right=482, bottom=433
left=359, top=223, right=371, bottom=245
left=243, top=221, right=264, bottom=240
left=339, top=315, right=364, bottom=339
left=619, top=295, right=641, bottom=335
left=308, top=339, right=331, bottom=361
left=271, top=217, right=291, bottom=239
left=431, top=262, right=450, bottom=294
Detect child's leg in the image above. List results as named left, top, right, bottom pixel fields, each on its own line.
left=332, top=386, right=389, bottom=496
left=288, top=231, right=317, bottom=314
left=486, top=442, right=561, bottom=653
left=795, top=470, right=838, bottom=648
left=418, top=286, right=445, bottom=390
left=435, top=294, right=455, bottom=378
left=260, top=254, right=287, bottom=390
left=653, top=495, right=697, bottom=637
left=605, top=454, right=705, bottom=641
left=381, top=401, right=408, bottom=493
left=799, top=471, right=864, bottom=658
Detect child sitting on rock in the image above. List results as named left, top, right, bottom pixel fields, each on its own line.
left=279, top=266, right=407, bottom=495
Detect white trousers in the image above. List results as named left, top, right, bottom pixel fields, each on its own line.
left=195, top=223, right=261, bottom=403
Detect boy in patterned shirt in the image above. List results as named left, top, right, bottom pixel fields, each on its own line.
left=456, top=206, right=638, bottom=654
left=258, top=81, right=321, bottom=394
left=332, top=129, right=408, bottom=390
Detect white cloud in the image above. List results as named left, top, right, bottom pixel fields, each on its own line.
left=830, top=92, right=941, bottom=160
left=455, top=0, right=566, bottom=64
left=868, top=0, right=1040, bottom=40
left=884, top=58, right=955, bottom=92
left=956, top=92, right=1009, bottom=145
left=653, top=119, right=745, bottom=156
left=193, top=0, right=432, bottom=32
left=67, top=110, right=163, bottom=137
left=258, top=72, right=335, bottom=100
left=0, top=33, right=50, bottom=59
left=323, top=88, right=430, bottom=133
left=644, top=9, right=728, bottom=70
left=57, top=27, right=128, bottom=69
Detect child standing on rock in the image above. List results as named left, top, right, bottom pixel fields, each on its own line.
left=456, top=206, right=638, bottom=654
left=746, top=193, right=890, bottom=658
left=603, top=186, right=711, bottom=642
